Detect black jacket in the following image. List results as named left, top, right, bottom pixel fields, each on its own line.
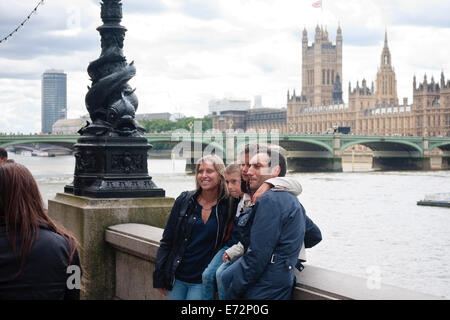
left=0, top=224, right=81, bottom=300
left=304, top=214, right=322, bottom=248
left=153, top=189, right=232, bottom=290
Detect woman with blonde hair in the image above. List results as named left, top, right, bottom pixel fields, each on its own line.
left=153, top=154, right=233, bottom=300
left=0, top=162, right=81, bottom=300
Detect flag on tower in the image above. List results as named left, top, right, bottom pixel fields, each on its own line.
left=312, top=0, right=322, bottom=8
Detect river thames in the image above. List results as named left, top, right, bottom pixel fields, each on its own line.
left=8, top=153, right=450, bottom=299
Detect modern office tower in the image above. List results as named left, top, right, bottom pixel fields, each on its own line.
left=41, top=69, right=67, bottom=134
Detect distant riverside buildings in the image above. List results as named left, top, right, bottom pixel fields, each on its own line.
left=211, top=26, right=449, bottom=137
left=135, top=112, right=185, bottom=122
left=287, top=27, right=449, bottom=136
left=51, top=113, right=187, bottom=135
left=41, top=69, right=67, bottom=134
left=411, top=73, right=450, bottom=137
left=210, top=96, right=287, bottom=132
left=209, top=98, right=251, bottom=115
left=135, top=112, right=171, bottom=121
left=212, top=107, right=287, bottom=132
left=299, top=25, right=343, bottom=107
left=52, top=118, right=85, bottom=135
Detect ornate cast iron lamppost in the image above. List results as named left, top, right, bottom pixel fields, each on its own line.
left=65, top=0, right=165, bottom=198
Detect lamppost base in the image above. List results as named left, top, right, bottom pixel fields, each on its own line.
left=64, top=135, right=165, bottom=198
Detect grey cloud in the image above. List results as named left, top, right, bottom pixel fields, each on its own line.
left=369, top=0, right=450, bottom=29
left=0, top=3, right=98, bottom=61
left=157, top=28, right=246, bottom=52
left=0, top=0, right=169, bottom=64
left=109, top=0, right=168, bottom=14
left=180, top=0, right=221, bottom=20
left=343, top=29, right=383, bottom=47
left=389, top=4, right=450, bottom=28
left=258, top=63, right=276, bottom=73
left=1, top=3, right=83, bottom=37
left=0, top=71, right=40, bottom=80
left=167, top=63, right=212, bottom=80
left=87, top=0, right=167, bottom=15
left=253, top=54, right=278, bottom=74
left=299, top=26, right=382, bottom=47
left=0, top=101, right=41, bottom=133
left=0, top=31, right=98, bottom=61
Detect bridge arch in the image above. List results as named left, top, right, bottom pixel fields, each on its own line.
left=7, top=144, right=35, bottom=151
left=278, top=136, right=338, bottom=172
left=429, top=141, right=450, bottom=152
left=340, top=139, right=423, bottom=156
left=282, top=137, right=334, bottom=155
left=0, top=139, right=77, bottom=149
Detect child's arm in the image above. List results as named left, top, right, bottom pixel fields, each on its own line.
left=252, top=177, right=302, bottom=202
left=224, top=242, right=244, bottom=263
left=266, top=177, right=302, bottom=195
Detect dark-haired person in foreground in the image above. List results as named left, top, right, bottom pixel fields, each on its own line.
left=0, top=162, right=81, bottom=300
left=0, top=148, right=7, bottom=163
left=221, top=148, right=315, bottom=299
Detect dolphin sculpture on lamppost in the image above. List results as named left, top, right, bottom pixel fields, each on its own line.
left=65, top=0, right=165, bottom=198
left=81, top=0, right=143, bottom=136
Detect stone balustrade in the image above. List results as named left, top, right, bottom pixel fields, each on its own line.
left=105, top=223, right=441, bottom=300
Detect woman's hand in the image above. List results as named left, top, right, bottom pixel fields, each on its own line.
left=222, top=252, right=229, bottom=263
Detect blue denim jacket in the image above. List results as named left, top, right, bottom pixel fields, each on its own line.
left=225, top=190, right=307, bottom=300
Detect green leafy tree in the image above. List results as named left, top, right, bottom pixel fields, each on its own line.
left=138, top=116, right=212, bottom=133
left=138, top=116, right=213, bottom=150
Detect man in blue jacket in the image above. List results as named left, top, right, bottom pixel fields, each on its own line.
left=221, top=148, right=310, bottom=300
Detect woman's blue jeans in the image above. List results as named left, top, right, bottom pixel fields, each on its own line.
left=167, top=279, right=203, bottom=300
left=201, top=246, right=229, bottom=300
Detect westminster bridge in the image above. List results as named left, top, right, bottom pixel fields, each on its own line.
left=1, top=133, right=450, bottom=171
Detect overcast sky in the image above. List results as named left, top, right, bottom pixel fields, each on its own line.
left=1, top=0, right=449, bottom=134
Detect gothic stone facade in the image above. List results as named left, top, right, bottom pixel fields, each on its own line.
left=287, top=28, right=450, bottom=137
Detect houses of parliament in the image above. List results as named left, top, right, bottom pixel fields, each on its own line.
left=213, top=25, right=449, bottom=137
left=287, top=25, right=450, bottom=137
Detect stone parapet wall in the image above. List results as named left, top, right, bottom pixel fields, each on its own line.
left=48, top=194, right=174, bottom=300
left=105, top=223, right=442, bottom=300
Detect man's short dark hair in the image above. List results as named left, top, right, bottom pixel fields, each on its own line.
left=0, top=148, right=7, bottom=160
left=242, top=144, right=287, bottom=177
left=267, top=149, right=287, bottom=177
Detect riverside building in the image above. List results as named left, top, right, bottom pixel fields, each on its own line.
left=287, top=27, right=450, bottom=137
left=211, top=26, right=449, bottom=137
